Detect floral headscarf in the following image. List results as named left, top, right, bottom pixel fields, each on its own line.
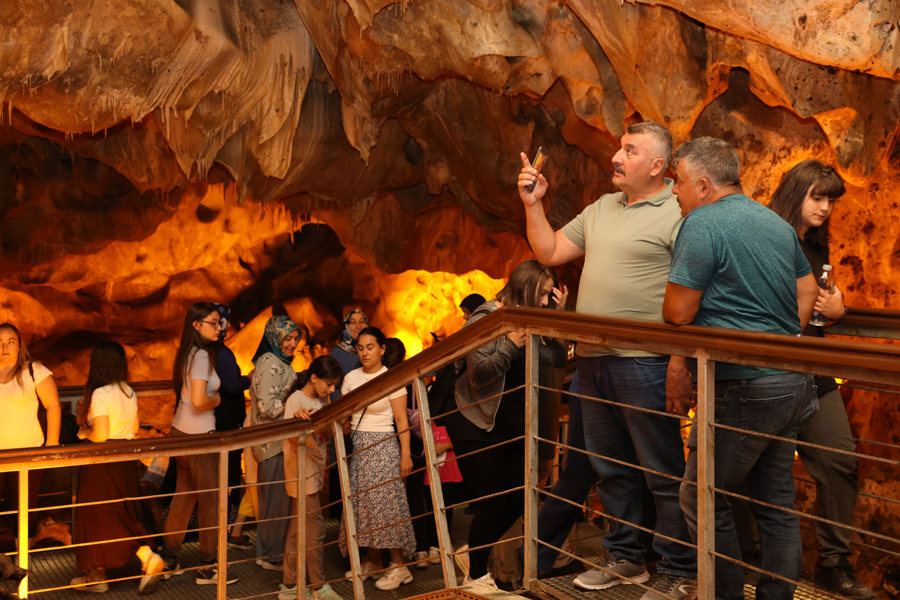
left=252, top=315, right=299, bottom=365
left=337, top=308, right=367, bottom=354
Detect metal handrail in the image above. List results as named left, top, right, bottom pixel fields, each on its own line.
left=6, top=306, right=898, bottom=470
left=5, top=306, right=900, bottom=600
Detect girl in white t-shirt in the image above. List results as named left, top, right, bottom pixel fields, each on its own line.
left=71, top=341, right=165, bottom=594
left=338, top=327, right=416, bottom=592
left=161, top=303, right=235, bottom=585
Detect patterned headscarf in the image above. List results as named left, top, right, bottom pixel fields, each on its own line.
left=337, top=308, right=367, bottom=354
left=252, top=315, right=299, bottom=365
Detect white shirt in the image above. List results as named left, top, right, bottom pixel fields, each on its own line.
left=88, top=383, right=139, bottom=440
left=342, top=366, right=405, bottom=433
left=171, top=348, right=219, bottom=435
left=0, top=362, right=52, bottom=449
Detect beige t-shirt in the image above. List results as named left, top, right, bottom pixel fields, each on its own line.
left=560, top=180, right=682, bottom=357
left=283, top=389, right=327, bottom=497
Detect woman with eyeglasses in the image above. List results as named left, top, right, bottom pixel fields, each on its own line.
left=0, top=322, right=61, bottom=536
left=161, top=303, right=237, bottom=585
left=248, top=314, right=302, bottom=571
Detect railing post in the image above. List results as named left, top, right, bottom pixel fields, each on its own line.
left=333, top=421, right=365, bottom=600
left=217, top=448, right=229, bottom=600
left=696, top=355, right=715, bottom=599
left=17, top=468, right=28, bottom=600
left=523, top=334, right=539, bottom=589
left=297, top=436, right=308, bottom=598
left=414, top=376, right=457, bottom=587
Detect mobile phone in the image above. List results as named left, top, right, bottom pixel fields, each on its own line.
left=524, top=146, right=548, bottom=193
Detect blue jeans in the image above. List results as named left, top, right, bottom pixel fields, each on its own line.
left=536, top=375, right=596, bottom=573
left=578, top=356, right=695, bottom=577
left=680, top=373, right=817, bottom=600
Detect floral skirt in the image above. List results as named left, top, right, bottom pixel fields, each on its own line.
left=338, top=431, right=415, bottom=556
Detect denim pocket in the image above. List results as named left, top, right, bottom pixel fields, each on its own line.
left=739, top=389, right=797, bottom=437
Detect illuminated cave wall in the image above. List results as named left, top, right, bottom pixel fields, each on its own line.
left=0, top=0, right=899, bottom=589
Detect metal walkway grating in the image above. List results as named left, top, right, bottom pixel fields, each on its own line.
left=12, top=510, right=857, bottom=599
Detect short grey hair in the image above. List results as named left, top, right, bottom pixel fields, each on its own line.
left=672, top=137, right=741, bottom=187
left=627, top=121, right=672, bottom=169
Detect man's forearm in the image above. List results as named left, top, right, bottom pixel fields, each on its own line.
left=524, top=201, right=558, bottom=264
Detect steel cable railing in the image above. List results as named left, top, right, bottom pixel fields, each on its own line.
left=2, top=307, right=899, bottom=599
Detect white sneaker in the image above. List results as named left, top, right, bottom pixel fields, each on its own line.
left=314, top=583, right=343, bottom=600
left=464, top=573, right=500, bottom=591
left=428, top=546, right=441, bottom=564
left=415, top=550, right=430, bottom=569
left=374, top=563, right=413, bottom=591
left=278, top=584, right=314, bottom=600
left=138, top=552, right=165, bottom=595
left=344, top=559, right=379, bottom=581
left=257, top=559, right=284, bottom=571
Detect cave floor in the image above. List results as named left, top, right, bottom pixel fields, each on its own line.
left=17, top=506, right=850, bottom=600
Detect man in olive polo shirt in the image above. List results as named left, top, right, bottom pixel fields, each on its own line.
left=517, top=121, right=695, bottom=600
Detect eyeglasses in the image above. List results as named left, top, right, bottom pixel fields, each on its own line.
left=199, top=319, right=225, bottom=329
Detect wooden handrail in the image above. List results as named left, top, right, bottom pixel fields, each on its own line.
left=3, top=306, right=898, bottom=472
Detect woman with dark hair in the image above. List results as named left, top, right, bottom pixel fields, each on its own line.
left=71, top=341, right=165, bottom=594
left=450, top=259, right=568, bottom=589
left=278, top=355, right=344, bottom=600
left=161, top=302, right=236, bottom=586
left=0, top=322, right=61, bottom=536
left=249, top=315, right=301, bottom=570
left=338, top=326, right=416, bottom=592
left=768, top=160, right=872, bottom=598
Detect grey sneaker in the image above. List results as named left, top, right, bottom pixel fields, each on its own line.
left=572, top=557, right=649, bottom=590
left=639, top=574, right=697, bottom=600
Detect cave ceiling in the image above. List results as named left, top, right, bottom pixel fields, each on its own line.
left=0, top=0, right=899, bottom=379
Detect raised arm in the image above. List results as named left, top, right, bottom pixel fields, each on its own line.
left=518, top=152, right=584, bottom=266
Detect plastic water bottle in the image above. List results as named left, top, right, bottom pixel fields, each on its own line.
left=808, top=264, right=834, bottom=326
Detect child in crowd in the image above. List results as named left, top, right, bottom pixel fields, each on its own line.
left=278, top=355, right=344, bottom=600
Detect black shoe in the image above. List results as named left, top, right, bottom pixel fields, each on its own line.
left=195, top=563, right=238, bottom=586
left=814, top=562, right=874, bottom=600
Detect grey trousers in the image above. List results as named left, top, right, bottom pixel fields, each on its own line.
left=257, top=453, right=291, bottom=561
left=797, top=387, right=860, bottom=566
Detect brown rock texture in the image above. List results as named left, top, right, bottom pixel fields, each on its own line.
left=0, top=1, right=898, bottom=589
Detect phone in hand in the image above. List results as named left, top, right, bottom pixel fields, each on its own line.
left=524, top=146, right=548, bottom=193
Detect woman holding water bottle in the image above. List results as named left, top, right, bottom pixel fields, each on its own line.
left=768, top=160, right=873, bottom=598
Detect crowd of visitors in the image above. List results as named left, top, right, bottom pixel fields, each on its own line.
left=0, top=126, right=874, bottom=600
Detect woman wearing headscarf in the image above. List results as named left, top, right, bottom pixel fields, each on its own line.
left=249, top=315, right=301, bottom=570
left=328, top=308, right=368, bottom=383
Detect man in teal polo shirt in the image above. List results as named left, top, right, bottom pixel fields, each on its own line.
left=663, top=136, right=819, bottom=600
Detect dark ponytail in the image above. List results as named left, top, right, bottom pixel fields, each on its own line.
left=295, top=355, right=344, bottom=391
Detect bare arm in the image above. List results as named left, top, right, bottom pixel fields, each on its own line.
left=796, top=272, right=818, bottom=328
left=190, top=378, right=221, bottom=410
left=662, top=283, right=704, bottom=416
left=36, top=376, right=61, bottom=446
left=518, top=152, right=584, bottom=266
left=662, top=282, right=704, bottom=326
left=390, top=392, right=412, bottom=477
left=79, top=414, right=110, bottom=443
